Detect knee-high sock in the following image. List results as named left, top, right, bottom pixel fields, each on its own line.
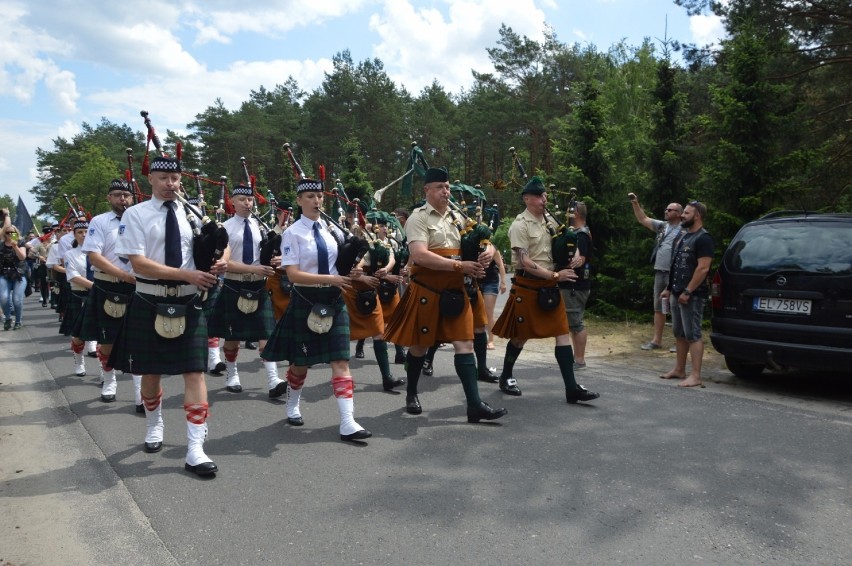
left=332, top=375, right=362, bottom=435
left=96, top=345, right=112, bottom=372
left=355, top=338, right=365, bottom=352
left=454, top=353, right=482, bottom=408
left=501, top=341, right=524, bottom=378
left=405, top=351, right=426, bottom=396
left=373, top=340, right=392, bottom=380
left=286, top=368, right=306, bottom=419
left=425, top=343, right=439, bottom=365
left=132, top=374, right=142, bottom=406
left=142, top=389, right=164, bottom=444
left=223, top=345, right=239, bottom=363
left=555, top=345, right=579, bottom=390
left=473, top=332, right=488, bottom=375
left=395, top=343, right=405, bottom=356
left=184, top=402, right=212, bottom=467
left=71, top=340, right=84, bottom=354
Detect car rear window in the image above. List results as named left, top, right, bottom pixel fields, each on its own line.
left=727, top=220, right=852, bottom=275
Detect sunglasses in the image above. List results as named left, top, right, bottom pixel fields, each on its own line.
left=665, top=208, right=677, bottom=212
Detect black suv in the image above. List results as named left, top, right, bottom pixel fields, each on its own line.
left=710, top=212, right=852, bottom=377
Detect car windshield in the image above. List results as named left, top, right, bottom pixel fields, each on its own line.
left=727, top=221, right=852, bottom=275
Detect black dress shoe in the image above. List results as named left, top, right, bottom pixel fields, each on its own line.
left=421, top=360, right=433, bottom=376
left=269, top=381, right=288, bottom=399
left=144, top=441, right=163, bottom=453
left=467, top=401, right=508, bottom=423
left=208, top=362, right=226, bottom=376
left=185, top=461, right=218, bottom=476
left=566, top=385, right=600, bottom=404
left=382, top=376, right=405, bottom=391
left=499, top=376, right=522, bottom=396
left=340, top=429, right=372, bottom=441
left=478, top=367, right=499, bottom=383
left=355, top=349, right=365, bottom=359
left=225, top=384, right=243, bottom=393
left=135, top=404, right=145, bottom=414
left=287, top=416, right=304, bottom=426
left=244, top=341, right=258, bottom=350
left=405, top=395, right=422, bottom=415
left=100, top=394, right=116, bottom=403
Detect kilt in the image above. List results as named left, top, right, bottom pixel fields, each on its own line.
left=265, top=270, right=291, bottom=321
left=342, top=280, right=384, bottom=341
left=261, top=286, right=350, bottom=367
left=468, top=282, right=488, bottom=329
left=108, top=291, right=207, bottom=375
left=206, top=279, right=275, bottom=340
left=379, top=283, right=400, bottom=326
left=59, top=290, right=87, bottom=337
left=77, top=280, right=135, bottom=344
left=384, top=261, right=474, bottom=347
left=492, top=275, right=569, bottom=340
left=55, top=275, right=69, bottom=315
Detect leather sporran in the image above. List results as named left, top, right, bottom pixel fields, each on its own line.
left=355, top=288, right=378, bottom=315
left=278, top=276, right=293, bottom=295
left=439, top=289, right=466, bottom=318
left=466, top=282, right=479, bottom=307
left=537, top=286, right=561, bottom=311
left=378, top=280, right=397, bottom=303
left=236, top=287, right=260, bottom=314
left=306, top=303, right=334, bottom=334
left=154, top=303, right=187, bottom=339
left=103, top=292, right=129, bottom=318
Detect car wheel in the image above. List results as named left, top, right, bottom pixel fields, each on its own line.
left=725, top=356, right=765, bottom=378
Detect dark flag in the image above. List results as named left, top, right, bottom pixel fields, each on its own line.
left=14, top=195, right=34, bottom=237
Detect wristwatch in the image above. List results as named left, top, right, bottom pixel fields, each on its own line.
left=682, top=288, right=692, bottom=296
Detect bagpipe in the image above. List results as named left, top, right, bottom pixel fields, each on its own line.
left=509, top=146, right=579, bottom=270
left=259, top=190, right=293, bottom=267
left=140, top=110, right=228, bottom=273
left=125, top=148, right=149, bottom=202
left=449, top=181, right=495, bottom=263
left=282, top=142, right=369, bottom=276
left=239, top=156, right=279, bottom=266
left=63, top=193, right=91, bottom=221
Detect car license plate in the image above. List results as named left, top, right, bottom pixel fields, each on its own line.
left=753, top=297, right=812, bottom=315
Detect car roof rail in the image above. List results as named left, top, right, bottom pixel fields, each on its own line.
left=757, top=210, right=818, bottom=220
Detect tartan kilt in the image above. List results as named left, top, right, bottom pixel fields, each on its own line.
left=56, top=276, right=69, bottom=314
left=59, top=290, right=88, bottom=337
left=201, top=281, right=222, bottom=318
left=493, top=275, right=569, bottom=340
left=469, top=282, right=488, bottom=329
left=266, top=270, right=291, bottom=321
left=384, top=264, right=473, bottom=347
left=77, top=280, right=135, bottom=344
left=108, top=292, right=207, bottom=375
left=342, top=280, right=384, bottom=341
left=261, top=286, right=350, bottom=367
left=206, top=279, right=275, bottom=340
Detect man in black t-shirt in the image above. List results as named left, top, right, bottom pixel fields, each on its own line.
left=558, top=202, right=592, bottom=371
left=660, top=201, right=714, bottom=387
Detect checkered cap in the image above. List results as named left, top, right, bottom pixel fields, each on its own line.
left=73, top=220, right=89, bottom=231
left=110, top=179, right=131, bottom=192
left=231, top=184, right=254, bottom=197
left=296, top=178, right=323, bottom=193
left=149, top=156, right=181, bottom=173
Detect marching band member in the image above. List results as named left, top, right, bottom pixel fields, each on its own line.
left=384, top=167, right=507, bottom=422
left=78, top=179, right=143, bottom=407
left=261, top=178, right=372, bottom=442
left=491, top=177, right=599, bottom=403
left=207, top=183, right=286, bottom=397
left=264, top=201, right=294, bottom=321
left=111, top=156, right=228, bottom=476
left=60, top=220, right=92, bottom=377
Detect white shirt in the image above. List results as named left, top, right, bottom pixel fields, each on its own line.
left=223, top=214, right=262, bottom=266
left=64, top=246, right=89, bottom=282
left=116, top=196, right=196, bottom=274
left=45, top=242, right=60, bottom=269
left=55, top=232, right=75, bottom=264
left=280, top=216, right=341, bottom=275
left=82, top=210, right=132, bottom=274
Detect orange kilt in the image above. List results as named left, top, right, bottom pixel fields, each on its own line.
left=265, top=270, right=291, bottom=321
left=384, top=255, right=473, bottom=347
left=470, top=283, right=487, bottom=329
left=492, top=275, right=569, bottom=340
left=379, top=286, right=400, bottom=326
left=342, top=280, right=384, bottom=340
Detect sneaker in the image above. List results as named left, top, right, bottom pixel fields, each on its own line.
left=13, top=322, right=22, bottom=330
left=669, top=346, right=677, bottom=353
left=573, top=361, right=586, bottom=371
left=640, top=342, right=662, bottom=350
left=3, top=319, right=10, bottom=331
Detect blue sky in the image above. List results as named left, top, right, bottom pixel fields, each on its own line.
left=0, top=0, right=724, bottom=218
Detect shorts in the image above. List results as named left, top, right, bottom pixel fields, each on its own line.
left=480, top=279, right=499, bottom=296
left=653, top=271, right=669, bottom=312
left=560, top=288, right=590, bottom=332
left=671, top=295, right=706, bottom=342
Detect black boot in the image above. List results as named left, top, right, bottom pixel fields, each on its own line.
left=355, top=338, right=365, bottom=359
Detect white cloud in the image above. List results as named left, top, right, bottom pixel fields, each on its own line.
left=690, top=14, right=726, bottom=47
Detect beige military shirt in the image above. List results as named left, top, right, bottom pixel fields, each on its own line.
left=508, top=208, right=558, bottom=271
left=405, top=202, right=462, bottom=250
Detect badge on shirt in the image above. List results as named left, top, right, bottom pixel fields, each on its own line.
left=283, top=245, right=291, bottom=257
left=118, top=225, right=125, bottom=235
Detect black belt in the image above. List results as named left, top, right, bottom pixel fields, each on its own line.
left=515, top=270, right=547, bottom=280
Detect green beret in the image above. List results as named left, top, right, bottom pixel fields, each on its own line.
left=424, top=167, right=449, bottom=184
left=521, top=176, right=546, bottom=196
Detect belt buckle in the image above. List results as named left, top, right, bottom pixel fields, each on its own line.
left=242, top=274, right=253, bottom=282
left=165, top=286, right=178, bottom=297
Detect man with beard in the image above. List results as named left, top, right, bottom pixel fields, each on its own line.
left=659, top=201, right=714, bottom=388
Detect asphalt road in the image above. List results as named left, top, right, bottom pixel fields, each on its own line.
left=2, top=296, right=851, bottom=565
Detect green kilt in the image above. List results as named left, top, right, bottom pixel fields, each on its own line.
left=77, top=280, right=135, bottom=344
left=108, top=292, right=207, bottom=375
left=55, top=275, right=69, bottom=314
left=206, top=279, right=274, bottom=340
left=59, top=290, right=87, bottom=337
left=202, top=280, right=222, bottom=318
left=261, top=286, right=350, bottom=367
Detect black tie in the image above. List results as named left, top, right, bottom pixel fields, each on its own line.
left=242, top=218, right=253, bottom=264
left=313, top=222, right=329, bottom=275
left=164, top=201, right=182, bottom=268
